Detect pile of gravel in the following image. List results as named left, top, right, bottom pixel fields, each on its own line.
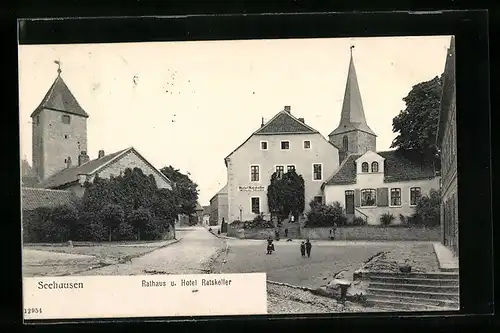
left=267, top=282, right=369, bottom=314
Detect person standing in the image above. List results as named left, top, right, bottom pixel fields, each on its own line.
left=284, top=228, right=289, bottom=238
left=305, top=239, right=312, bottom=258
left=300, top=242, right=306, bottom=257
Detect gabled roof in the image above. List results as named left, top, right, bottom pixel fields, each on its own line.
left=254, top=110, right=320, bottom=135
left=209, top=184, right=228, bottom=202
left=324, top=150, right=437, bottom=186
left=38, top=147, right=172, bottom=189
left=202, top=205, right=210, bottom=215
left=22, top=187, right=77, bottom=211
left=30, top=74, right=89, bottom=118
left=329, top=51, right=376, bottom=137
left=436, top=36, right=456, bottom=146
left=224, top=108, right=322, bottom=164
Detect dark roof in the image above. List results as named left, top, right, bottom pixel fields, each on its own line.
left=202, top=205, right=210, bottom=215
left=195, top=202, right=203, bottom=211
left=437, top=36, right=455, bottom=146
left=329, top=53, right=376, bottom=137
left=254, top=110, right=319, bottom=135
left=38, top=148, right=131, bottom=189
left=324, top=150, right=437, bottom=185
left=22, top=187, right=77, bottom=211
left=22, top=176, right=41, bottom=187
left=30, top=75, right=89, bottom=118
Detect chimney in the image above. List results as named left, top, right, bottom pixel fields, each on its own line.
left=78, top=151, right=90, bottom=166
left=261, top=117, right=265, bottom=128
left=284, top=105, right=291, bottom=113
left=98, top=150, right=105, bottom=158
left=298, top=117, right=305, bottom=123
left=66, top=156, right=72, bottom=168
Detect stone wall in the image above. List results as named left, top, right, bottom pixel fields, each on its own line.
left=227, top=225, right=275, bottom=239
left=300, top=226, right=440, bottom=241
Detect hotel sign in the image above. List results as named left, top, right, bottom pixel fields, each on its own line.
left=238, top=186, right=266, bottom=192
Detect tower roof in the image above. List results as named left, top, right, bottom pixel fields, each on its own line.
left=329, top=48, right=376, bottom=137
left=30, top=73, right=89, bottom=118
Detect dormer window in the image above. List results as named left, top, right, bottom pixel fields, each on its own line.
left=371, top=162, right=379, bottom=172
left=361, top=162, right=369, bottom=172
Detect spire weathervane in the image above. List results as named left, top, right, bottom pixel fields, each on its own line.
left=54, top=60, right=61, bottom=75
left=350, top=45, right=355, bottom=56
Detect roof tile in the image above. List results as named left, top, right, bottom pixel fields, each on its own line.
left=325, top=150, right=437, bottom=185
left=254, top=111, right=318, bottom=135
left=22, top=187, right=77, bottom=211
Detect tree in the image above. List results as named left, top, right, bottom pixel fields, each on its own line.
left=412, top=189, right=441, bottom=227
left=160, top=166, right=199, bottom=217
left=128, top=208, right=152, bottom=240
left=267, top=170, right=305, bottom=223
left=100, top=204, right=125, bottom=241
left=50, top=204, right=79, bottom=242
left=305, top=201, right=347, bottom=228
left=391, top=75, right=443, bottom=157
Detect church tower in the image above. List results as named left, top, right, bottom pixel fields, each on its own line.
left=329, top=46, right=377, bottom=162
left=31, top=62, right=89, bottom=181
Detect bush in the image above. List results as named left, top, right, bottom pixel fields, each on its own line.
left=411, top=189, right=440, bottom=227
left=50, top=204, right=79, bottom=242
left=100, top=204, right=125, bottom=241
left=22, top=207, right=58, bottom=243
left=351, top=216, right=367, bottom=226
left=380, top=213, right=396, bottom=226
left=128, top=208, right=152, bottom=240
left=242, top=215, right=274, bottom=229
left=305, top=201, right=347, bottom=227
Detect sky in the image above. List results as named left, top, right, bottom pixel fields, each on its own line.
left=18, top=35, right=451, bottom=206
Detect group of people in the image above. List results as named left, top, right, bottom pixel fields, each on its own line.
left=266, top=237, right=312, bottom=258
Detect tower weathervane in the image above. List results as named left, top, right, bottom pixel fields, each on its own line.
left=350, top=45, right=355, bottom=56
left=54, top=60, right=62, bottom=75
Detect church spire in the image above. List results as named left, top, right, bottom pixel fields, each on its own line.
left=328, top=46, right=376, bottom=137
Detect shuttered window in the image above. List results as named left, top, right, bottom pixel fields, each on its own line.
left=377, top=188, right=389, bottom=206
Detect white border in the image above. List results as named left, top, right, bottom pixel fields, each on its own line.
left=312, top=163, right=323, bottom=181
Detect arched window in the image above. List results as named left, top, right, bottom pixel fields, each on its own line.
left=361, top=162, right=369, bottom=172
left=342, top=135, right=349, bottom=151
left=371, top=161, right=379, bottom=172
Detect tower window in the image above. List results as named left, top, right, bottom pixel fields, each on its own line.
left=62, top=115, right=71, bottom=124
left=343, top=135, right=348, bottom=151
left=371, top=162, right=379, bottom=172
left=361, top=162, right=369, bottom=172
left=64, top=134, right=69, bottom=139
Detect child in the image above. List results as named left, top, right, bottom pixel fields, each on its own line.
left=300, top=242, right=306, bottom=257
left=305, top=239, right=312, bottom=258
left=267, top=237, right=274, bottom=255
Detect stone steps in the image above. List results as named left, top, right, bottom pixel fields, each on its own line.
left=361, top=271, right=459, bottom=312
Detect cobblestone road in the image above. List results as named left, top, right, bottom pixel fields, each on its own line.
left=74, top=227, right=226, bottom=276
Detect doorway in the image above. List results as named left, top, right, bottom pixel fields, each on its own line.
left=345, top=190, right=355, bottom=215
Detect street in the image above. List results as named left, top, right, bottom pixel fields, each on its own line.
left=74, top=227, right=225, bottom=276
left=215, top=238, right=437, bottom=289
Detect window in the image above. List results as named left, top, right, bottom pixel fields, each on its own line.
left=287, top=165, right=296, bottom=173
left=64, top=134, right=69, bottom=139
left=36, top=116, right=40, bottom=125
left=371, top=162, right=379, bottom=172
left=281, top=141, right=290, bottom=150
left=314, top=196, right=323, bottom=204
left=361, top=189, right=377, bottom=207
left=342, top=135, right=348, bottom=151
left=275, top=165, right=284, bottom=178
left=390, top=188, right=401, bottom=206
left=250, top=165, right=260, bottom=182
left=260, top=141, right=268, bottom=150
left=251, top=197, right=260, bottom=214
left=410, top=187, right=422, bottom=206
left=62, top=115, right=71, bottom=124
left=361, top=162, right=369, bottom=172
left=313, top=163, right=322, bottom=181
left=303, top=140, right=311, bottom=149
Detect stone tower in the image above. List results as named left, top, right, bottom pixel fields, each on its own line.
left=31, top=63, right=89, bottom=181
left=329, top=47, right=377, bottom=162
